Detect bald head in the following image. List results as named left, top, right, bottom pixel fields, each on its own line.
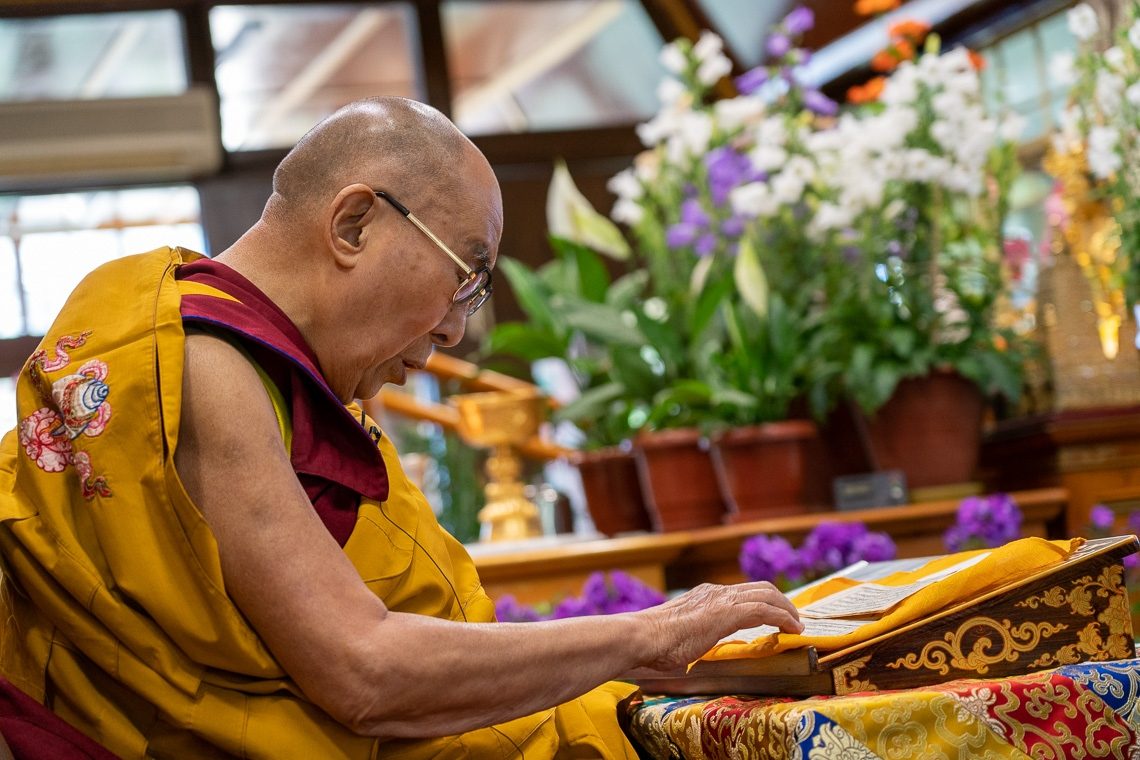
left=267, top=97, right=477, bottom=224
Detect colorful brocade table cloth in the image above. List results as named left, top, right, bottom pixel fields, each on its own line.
left=626, top=657, right=1140, bottom=759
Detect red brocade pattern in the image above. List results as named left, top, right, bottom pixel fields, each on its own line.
left=627, top=657, right=1140, bottom=759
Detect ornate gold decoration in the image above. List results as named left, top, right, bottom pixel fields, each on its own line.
left=832, top=655, right=875, bottom=694
left=886, top=617, right=1068, bottom=676
left=452, top=390, right=547, bottom=542
left=1017, top=565, right=1134, bottom=668
left=1042, top=145, right=1126, bottom=359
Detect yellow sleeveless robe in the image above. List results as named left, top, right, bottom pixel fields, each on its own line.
left=0, top=247, right=635, bottom=758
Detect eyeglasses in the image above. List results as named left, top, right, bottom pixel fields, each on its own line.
left=374, top=190, right=493, bottom=316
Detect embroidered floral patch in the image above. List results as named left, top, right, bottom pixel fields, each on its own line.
left=18, top=332, right=112, bottom=499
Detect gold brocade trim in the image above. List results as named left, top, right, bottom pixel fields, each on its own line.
left=833, top=655, right=875, bottom=694
left=886, top=618, right=1068, bottom=676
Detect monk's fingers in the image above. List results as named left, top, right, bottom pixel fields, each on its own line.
left=728, top=582, right=801, bottom=621
left=736, top=601, right=805, bottom=634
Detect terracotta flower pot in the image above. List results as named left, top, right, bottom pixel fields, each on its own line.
left=633, top=428, right=726, bottom=532
left=862, top=370, right=985, bottom=490
left=572, top=447, right=652, bottom=536
left=709, top=420, right=819, bottom=522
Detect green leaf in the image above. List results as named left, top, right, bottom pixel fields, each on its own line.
left=734, top=237, right=769, bottom=318
left=606, top=270, right=649, bottom=308
left=561, top=301, right=646, bottom=346
left=554, top=382, right=626, bottom=424
left=499, top=257, right=557, bottom=330
left=689, top=272, right=735, bottom=338
left=484, top=323, right=567, bottom=362
left=551, top=236, right=610, bottom=303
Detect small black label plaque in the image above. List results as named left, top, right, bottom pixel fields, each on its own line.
left=833, top=470, right=908, bottom=511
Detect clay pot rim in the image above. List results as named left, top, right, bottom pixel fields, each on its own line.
left=633, top=427, right=703, bottom=449
left=569, top=445, right=634, bottom=465
left=709, top=420, right=817, bottom=445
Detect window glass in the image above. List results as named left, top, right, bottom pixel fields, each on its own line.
left=695, top=0, right=785, bottom=68
left=0, top=239, right=20, bottom=340
left=211, top=4, right=420, bottom=151
left=0, top=186, right=204, bottom=338
left=0, top=377, right=15, bottom=436
left=0, top=11, right=186, bottom=101
left=443, top=0, right=664, bottom=135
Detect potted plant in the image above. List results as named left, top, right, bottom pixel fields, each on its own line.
left=798, top=15, right=1029, bottom=490
left=483, top=217, right=657, bottom=536
left=603, top=12, right=846, bottom=524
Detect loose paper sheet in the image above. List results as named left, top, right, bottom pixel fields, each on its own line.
left=798, top=553, right=991, bottom=619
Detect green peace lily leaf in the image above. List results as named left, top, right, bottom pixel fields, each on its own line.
left=553, top=382, right=626, bottom=424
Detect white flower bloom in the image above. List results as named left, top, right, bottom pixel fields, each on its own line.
left=611, top=198, right=644, bottom=225
left=940, top=47, right=974, bottom=75
left=730, top=182, right=780, bottom=218
left=714, top=96, right=766, bottom=130
left=999, top=112, right=1026, bottom=142
left=1050, top=52, right=1077, bottom=86
left=783, top=155, right=816, bottom=183
left=1088, top=125, right=1122, bottom=178
left=905, top=149, right=937, bottom=181
left=633, top=150, right=660, bottom=182
left=1067, top=3, right=1099, bottom=41
left=1096, top=70, right=1126, bottom=115
left=1105, top=46, right=1126, bottom=71
left=659, top=42, right=687, bottom=74
left=932, top=90, right=966, bottom=118
left=810, top=202, right=855, bottom=234
left=756, top=117, right=788, bottom=147
left=881, top=72, right=919, bottom=106
left=1127, top=82, right=1140, bottom=107
left=656, top=78, right=685, bottom=105
left=692, top=31, right=723, bottom=62
left=678, top=112, right=713, bottom=155
left=943, top=71, right=981, bottom=97
left=1130, top=20, right=1140, bottom=50
left=696, top=54, right=732, bottom=86
left=636, top=112, right=681, bottom=147
left=606, top=169, right=643, bottom=200
left=1058, top=104, right=1083, bottom=142
left=771, top=171, right=806, bottom=204
left=750, top=144, right=788, bottom=172
left=931, top=120, right=957, bottom=149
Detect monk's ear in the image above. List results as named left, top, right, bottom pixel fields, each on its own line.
left=327, top=185, right=379, bottom=268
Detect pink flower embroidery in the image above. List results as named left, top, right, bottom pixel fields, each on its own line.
left=18, top=408, right=72, bottom=473
left=20, top=332, right=113, bottom=499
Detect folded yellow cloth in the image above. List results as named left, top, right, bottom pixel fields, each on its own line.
left=704, top=537, right=1079, bottom=660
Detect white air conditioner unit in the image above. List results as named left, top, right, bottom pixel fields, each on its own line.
left=0, top=86, right=223, bottom=191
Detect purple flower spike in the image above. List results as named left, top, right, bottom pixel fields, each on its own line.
left=706, top=146, right=755, bottom=205
left=666, top=222, right=699, bottom=249
left=694, top=233, right=717, bottom=257
left=803, top=89, right=839, bottom=116
left=944, top=493, right=1023, bottom=551
left=851, top=531, right=896, bottom=562
left=1090, top=504, right=1115, bottom=534
left=735, top=66, right=769, bottom=95
left=739, top=534, right=803, bottom=585
left=721, top=215, right=746, bottom=237
left=766, top=33, right=792, bottom=59
left=783, top=6, right=815, bottom=35
left=551, top=595, right=597, bottom=619
left=680, top=197, right=711, bottom=228
left=495, top=594, right=543, bottom=622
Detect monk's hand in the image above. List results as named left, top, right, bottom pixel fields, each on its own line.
left=635, top=582, right=803, bottom=672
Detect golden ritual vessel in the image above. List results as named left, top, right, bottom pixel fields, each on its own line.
left=452, top=389, right=547, bottom=542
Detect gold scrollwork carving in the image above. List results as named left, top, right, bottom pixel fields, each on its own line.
left=886, top=617, right=1068, bottom=676
left=1016, top=566, right=1124, bottom=617
left=832, top=654, right=876, bottom=694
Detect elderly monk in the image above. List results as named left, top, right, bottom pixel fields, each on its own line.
left=0, top=97, right=802, bottom=758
